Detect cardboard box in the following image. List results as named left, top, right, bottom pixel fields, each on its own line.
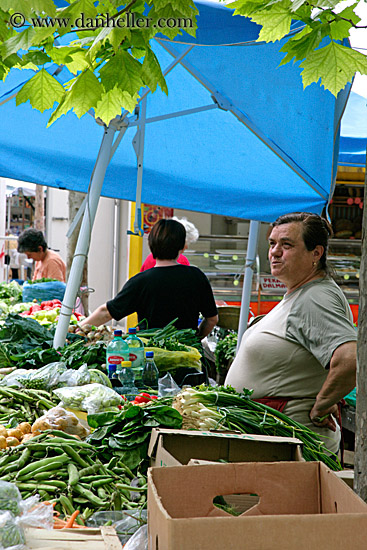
left=335, top=469, right=354, bottom=489
left=148, top=428, right=303, bottom=467
left=148, top=461, right=367, bottom=550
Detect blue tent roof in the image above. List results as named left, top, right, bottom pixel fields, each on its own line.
left=339, top=91, right=367, bottom=167
left=1, top=0, right=349, bottom=222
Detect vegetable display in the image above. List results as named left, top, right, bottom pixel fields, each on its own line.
left=173, top=385, right=342, bottom=470
left=87, top=402, right=182, bottom=472
left=0, top=431, right=147, bottom=522
left=0, top=386, right=59, bottom=426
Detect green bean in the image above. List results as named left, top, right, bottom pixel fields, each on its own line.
left=91, top=477, right=115, bottom=488
left=59, top=494, right=75, bottom=516
left=73, top=485, right=107, bottom=507
left=63, top=445, right=89, bottom=468
left=67, top=463, right=79, bottom=487
left=16, top=454, right=69, bottom=478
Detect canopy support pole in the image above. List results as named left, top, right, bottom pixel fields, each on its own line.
left=53, top=123, right=117, bottom=349
left=236, top=220, right=261, bottom=352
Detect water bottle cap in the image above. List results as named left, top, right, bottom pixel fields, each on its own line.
left=146, top=351, right=154, bottom=358
left=128, top=328, right=137, bottom=334
left=114, top=330, right=123, bottom=337
left=120, top=361, right=132, bottom=367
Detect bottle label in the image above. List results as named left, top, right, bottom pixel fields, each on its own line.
left=129, top=349, right=144, bottom=368
left=108, top=355, right=125, bottom=365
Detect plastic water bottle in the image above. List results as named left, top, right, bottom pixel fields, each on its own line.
left=118, top=360, right=136, bottom=400
left=106, top=330, right=129, bottom=375
left=142, top=351, right=159, bottom=390
left=126, top=328, right=144, bottom=388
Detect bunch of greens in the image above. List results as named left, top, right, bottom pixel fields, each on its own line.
left=214, top=331, right=238, bottom=373
left=0, top=314, right=55, bottom=367
left=0, top=282, right=22, bottom=304
left=174, top=385, right=341, bottom=471
left=87, top=403, right=182, bottom=473
left=137, top=318, right=201, bottom=351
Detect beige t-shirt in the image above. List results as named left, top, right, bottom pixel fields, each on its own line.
left=225, top=278, right=357, bottom=454
left=33, top=250, right=66, bottom=283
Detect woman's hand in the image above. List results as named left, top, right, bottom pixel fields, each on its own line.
left=309, top=403, right=339, bottom=432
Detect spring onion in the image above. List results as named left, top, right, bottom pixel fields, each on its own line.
left=173, top=385, right=342, bottom=470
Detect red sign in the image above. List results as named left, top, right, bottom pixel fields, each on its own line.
left=143, top=205, right=174, bottom=234
left=260, top=276, right=287, bottom=291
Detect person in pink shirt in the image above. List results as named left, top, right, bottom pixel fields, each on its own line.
left=141, top=216, right=199, bottom=271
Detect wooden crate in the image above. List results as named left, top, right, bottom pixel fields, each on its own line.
left=24, top=526, right=121, bottom=550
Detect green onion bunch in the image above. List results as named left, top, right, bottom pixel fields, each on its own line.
left=174, top=385, right=341, bottom=471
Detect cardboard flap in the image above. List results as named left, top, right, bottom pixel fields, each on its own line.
left=150, top=461, right=322, bottom=519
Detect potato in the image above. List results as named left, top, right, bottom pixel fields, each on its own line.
left=31, top=419, right=51, bottom=433
left=0, top=426, right=7, bottom=438
left=6, top=437, right=19, bottom=447
left=18, top=422, right=32, bottom=435
left=7, top=428, right=23, bottom=441
left=0, top=436, right=6, bottom=450
left=21, top=433, right=34, bottom=443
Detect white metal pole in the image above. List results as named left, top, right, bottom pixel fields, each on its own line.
left=53, top=124, right=117, bottom=349
left=236, top=220, right=261, bottom=351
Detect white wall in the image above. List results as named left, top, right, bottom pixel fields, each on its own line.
left=45, top=188, right=130, bottom=323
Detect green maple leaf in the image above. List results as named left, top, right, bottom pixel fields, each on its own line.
left=99, top=50, right=144, bottom=95
left=107, top=26, right=131, bottom=53
left=0, top=27, right=35, bottom=60
left=64, top=49, right=90, bottom=74
left=48, top=46, right=90, bottom=74
left=300, top=41, right=367, bottom=96
left=250, top=0, right=293, bottom=42
left=226, top=0, right=276, bottom=17
left=31, top=26, right=57, bottom=45
left=0, top=8, right=12, bottom=42
left=279, top=24, right=326, bottom=64
left=329, top=5, right=360, bottom=40
left=47, top=68, right=102, bottom=125
left=0, top=0, right=56, bottom=18
left=148, top=4, right=197, bottom=39
left=94, top=84, right=139, bottom=123
left=141, top=47, right=167, bottom=94
left=22, top=50, right=51, bottom=65
left=16, top=68, right=65, bottom=111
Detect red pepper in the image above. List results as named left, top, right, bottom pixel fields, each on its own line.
left=134, top=393, right=157, bottom=404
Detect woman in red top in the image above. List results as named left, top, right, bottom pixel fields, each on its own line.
left=141, top=216, right=199, bottom=271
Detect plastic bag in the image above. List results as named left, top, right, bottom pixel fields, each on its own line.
left=20, top=362, right=67, bottom=390
left=58, top=364, right=90, bottom=387
left=86, top=510, right=147, bottom=546
left=53, top=383, right=125, bottom=414
left=31, top=407, right=90, bottom=439
left=0, top=512, right=25, bottom=550
left=144, top=346, right=202, bottom=372
left=0, top=371, right=31, bottom=388
left=22, top=281, right=66, bottom=303
left=158, top=373, right=181, bottom=398
left=0, top=483, right=22, bottom=517
left=122, top=525, right=148, bottom=550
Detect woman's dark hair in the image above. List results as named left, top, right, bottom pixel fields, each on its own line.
left=271, top=212, right=333, bottom=272
left=148, top=219, right=186, bottom=260
left=18, top=229, right=48, bottom=253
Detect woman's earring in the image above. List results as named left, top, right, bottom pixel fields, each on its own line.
left=313, top=261, right=317, bottom=267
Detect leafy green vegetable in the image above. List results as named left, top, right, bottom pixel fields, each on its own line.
left=87, top=403, right=182, bottom=473
left=215, top=331, right=238, bottom=373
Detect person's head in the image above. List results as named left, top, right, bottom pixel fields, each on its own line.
left=148, top=219, right=186, bottom=260
left=268, top=212, right=333, bottom=288
left=171, top=217, right=199, bottom=248
left=17, top=229, right=48, bottom=261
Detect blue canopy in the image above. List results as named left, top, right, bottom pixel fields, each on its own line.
left=1, top=1, right=349, bottom=223
left=339, top=91, right=367, bottom=167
